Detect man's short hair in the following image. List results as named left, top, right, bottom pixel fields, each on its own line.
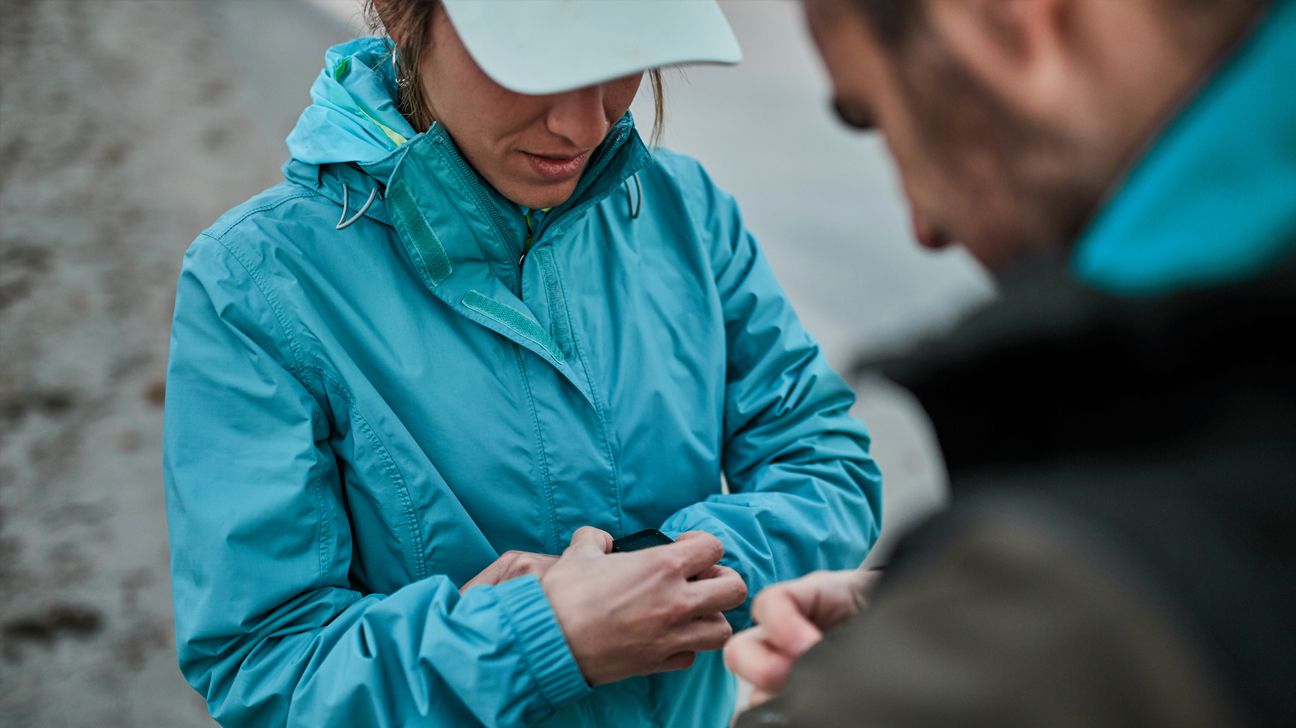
left=848, top=0, right=1269, bottom=50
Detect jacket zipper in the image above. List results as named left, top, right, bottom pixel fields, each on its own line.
left=518, top=210, right=535, bottom=272
left=432, top=129, right=525, bottom=295
left=515, top=123, right=635, bottom=276
left=431, top=120, right=635, bottom=294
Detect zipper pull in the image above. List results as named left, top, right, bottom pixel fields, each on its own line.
left=519, top=210, right=535, bottom=271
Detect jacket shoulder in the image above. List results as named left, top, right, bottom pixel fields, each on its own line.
left=635, top=148, right=747, bottom=271
left=640, top=148, right=726, bottom=202
left=201, top=182, right=336, bottom=246
left=186, top=182, right=354, bottom=280
left=177, top=184, right=345, bottom=369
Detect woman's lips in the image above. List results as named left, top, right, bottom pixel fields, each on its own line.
left=522, top=150, right=590, bottom=181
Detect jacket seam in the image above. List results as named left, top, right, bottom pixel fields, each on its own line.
left=204, top=232, right=308, bottom=374
left=545, top=250, right=625, bottom=537
left=512, top=345, right=562, bottom=555
left=203, top=229, right=427, bottom=584
left=309, top=365, right=429, bottom=582
left=202, top=232, right=327, bottom=583
left=537, top=251, right=573, bottom=359
left=206, top=189, right=319, bottom=241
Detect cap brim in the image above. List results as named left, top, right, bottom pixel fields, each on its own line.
left=441, top=0, right=742, bottom=95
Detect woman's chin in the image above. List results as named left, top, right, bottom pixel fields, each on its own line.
left=503, top=180, right=579, bottom=210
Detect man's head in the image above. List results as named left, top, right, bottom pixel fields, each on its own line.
left=803, top=0, right=1265, bottom=269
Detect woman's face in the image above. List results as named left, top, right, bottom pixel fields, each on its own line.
left=419, top=6, right=643, bottom=209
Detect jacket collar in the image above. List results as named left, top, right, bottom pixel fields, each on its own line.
left=378, top=115, right=650, bottom=407
left=1071, top=0, right=1296, bottom=294
left=381, top=112, right=650, bottom=277
left=281, top=36, right=654, bottom=241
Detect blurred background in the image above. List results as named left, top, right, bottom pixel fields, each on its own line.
left=0, top=0, right=991, bottom=724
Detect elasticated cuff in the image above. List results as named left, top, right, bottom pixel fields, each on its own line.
left=494, top=575, right=591, bottom=718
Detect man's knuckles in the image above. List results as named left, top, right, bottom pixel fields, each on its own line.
left=725, top=632, right=793, bottom=691
left=748, top=653, right=793, bottom=692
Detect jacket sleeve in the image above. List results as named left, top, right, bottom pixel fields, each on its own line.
left=163, top=236, right=589, bottom=727
left=659, top=167, right=883, bottom=628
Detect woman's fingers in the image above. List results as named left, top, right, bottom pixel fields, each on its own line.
left=695, top=563, right=742, bottom=582
left=690, top=563, right=726, bottom=581
left=564, top=526, right=613, bottom=558
left=687, top=565, right=749, bottom=615
left=542, top=527, right=745, bottom=684
left=512, top=552, right=558, bottom=578
left=656, top=651, right=697, bottom=673
left=459, top=573, right=491, bottom=593
left=460, top=556, right=510, bottom=593
left=668, top=611, right=733, bottom=654
left=460, top=551, right=559, bottom=593
left=662, top=532, right=726, bottom=577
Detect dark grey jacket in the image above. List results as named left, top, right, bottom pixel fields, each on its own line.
left=740, top=261, right=1296, bottom=728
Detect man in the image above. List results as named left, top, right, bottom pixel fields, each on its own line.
left=726, top=0, right=1296, bottom=725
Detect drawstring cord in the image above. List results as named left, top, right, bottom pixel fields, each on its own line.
left=336, top=183, right=381, bottom=230
left=624, top=173, right=643, bottom=219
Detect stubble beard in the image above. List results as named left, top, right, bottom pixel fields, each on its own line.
left=894, top=36, right=1112, bottom=264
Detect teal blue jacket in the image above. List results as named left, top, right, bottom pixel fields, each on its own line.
left=1073, top=0, right=1296, bottom=291
left=163, top=38, right=882, bottom=727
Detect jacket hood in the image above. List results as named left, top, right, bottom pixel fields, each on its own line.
left=282, top=37, right=649, bottom=232
left=1072, top=0, right=1296, bottom=294
left=286, top=37, right=416, bottom=182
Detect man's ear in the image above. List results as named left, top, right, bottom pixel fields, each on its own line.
left=927, top=0, right=1075, bottom=120
left=371, top=0, right=410, bottom=47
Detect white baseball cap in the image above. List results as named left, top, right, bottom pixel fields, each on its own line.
left=440, top=0, right=742, bottom=95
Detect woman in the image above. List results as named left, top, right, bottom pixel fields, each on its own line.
left=163, top=1, right=881, bottom=726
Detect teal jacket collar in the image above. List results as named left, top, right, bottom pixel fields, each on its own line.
left=375, top=117, right=649, bottom=405
left=386, top=114, right=649, bottom=270
left=1073, top=0, right=1296, bottom=294
left=281, top=37, right=651, bottom=248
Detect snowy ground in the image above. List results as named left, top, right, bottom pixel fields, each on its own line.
left=0, top=1, right=989, bottom=725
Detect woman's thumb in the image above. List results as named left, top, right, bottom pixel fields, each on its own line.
left=564, top=526, right=613, bottom=558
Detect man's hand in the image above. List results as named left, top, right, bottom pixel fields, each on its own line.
left=724, top=569, right=882, bottom=704
left=542, top=527, right=749, bottom=686
left=460, top=550, right=559, bottom=593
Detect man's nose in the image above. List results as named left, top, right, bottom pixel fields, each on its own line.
left=545, top=85, right=610, bottom=150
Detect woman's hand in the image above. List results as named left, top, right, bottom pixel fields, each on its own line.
left=724, top=569, right=882, bottom=704
left=460, top=551, right=559, bottom=593
left=541, top=527, right=748, bottom=686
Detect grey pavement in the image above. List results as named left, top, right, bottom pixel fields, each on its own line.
left=0, top=1, right=990, bottom=725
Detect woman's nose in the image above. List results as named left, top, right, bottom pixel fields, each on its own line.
left=544, top=86, right=611, bottom=149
